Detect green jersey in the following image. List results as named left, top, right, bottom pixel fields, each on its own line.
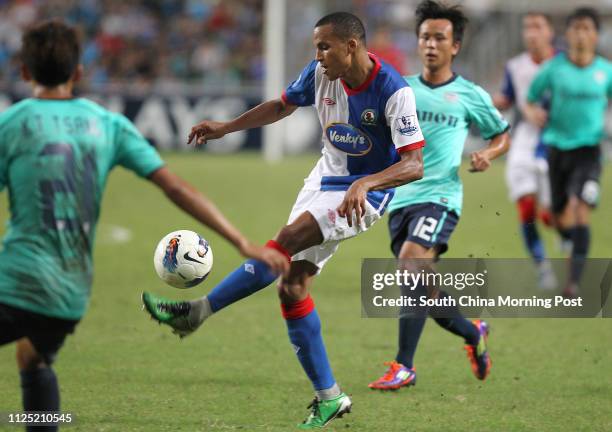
left=527, top=53, right=612, bottom=150
left=389, top=75, right=509, bottom=215
left=0, top=98, right=164, bottom=320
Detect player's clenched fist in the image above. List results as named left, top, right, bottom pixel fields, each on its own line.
left=469, top=151, right=491, bottom=172
left=188, top=120, right=228, bottom=146
left=239, top=242, right=290, bottom=276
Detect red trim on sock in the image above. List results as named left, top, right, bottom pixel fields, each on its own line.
left=281, top=295, right=315, bottom=320
left=517, top=195, right=537, bottom=223
left=265, top=240, right=292, bottom=263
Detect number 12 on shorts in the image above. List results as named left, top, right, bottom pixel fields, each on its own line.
left=413, top=216, right=439, bottom=241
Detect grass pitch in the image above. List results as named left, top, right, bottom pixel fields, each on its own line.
left=0, top=153, right=610, bottom=431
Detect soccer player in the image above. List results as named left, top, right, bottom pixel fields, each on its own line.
left=525, top=7, right=612, bottom=297
left=0, top=20, right=288, bottom=431
left=493, top=12, right=557, bottom=289
left=142, top=12, right=425, bottom=429
left=367, top=0, right=510, bottom=391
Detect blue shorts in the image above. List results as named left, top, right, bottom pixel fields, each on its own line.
left=388, top=202, right=459, bottom=258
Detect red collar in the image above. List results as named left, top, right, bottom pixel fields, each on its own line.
left=341, top=53, right=381, bottom=96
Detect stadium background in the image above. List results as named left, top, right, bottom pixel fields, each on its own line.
left=0, top=1, right=611, bottom=431
left=0, top=0, right=611, bottom=154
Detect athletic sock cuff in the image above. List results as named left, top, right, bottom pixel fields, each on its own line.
left=517, top=195, right=537, bottom=223
left=281, top=295, right=315, bottom=320
left=265, top=240, right=292, bottom=263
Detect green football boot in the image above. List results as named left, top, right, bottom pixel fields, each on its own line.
left=141, top=291, right=202, bottom=338
left=297, top=393, right=352, bottom=429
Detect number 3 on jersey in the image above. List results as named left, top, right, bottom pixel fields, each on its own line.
left=412, top=216, right=439, bottom=241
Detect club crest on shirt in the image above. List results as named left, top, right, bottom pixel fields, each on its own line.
left=395, top=115, right=419, bottom=136
left=361, top=108, right=377, bottom=125
left=322, top=97, right=336, bottom=105
left=444, top=92, right=459, bottom=103
left=325, top=123, right=372, bottom=156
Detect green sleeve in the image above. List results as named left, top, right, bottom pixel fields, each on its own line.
left=527, top=61, right=553, bottom=103
left=468, top=84, right=510, bottom=140
left=112, top=114, right=165, bottom=178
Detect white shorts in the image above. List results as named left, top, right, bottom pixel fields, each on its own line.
left=287, top=188, right=388, bottom=270
left=505, top=158, right=551, bottom=208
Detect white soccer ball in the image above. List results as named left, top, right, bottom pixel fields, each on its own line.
left=153, top=230, right=213, bottom=289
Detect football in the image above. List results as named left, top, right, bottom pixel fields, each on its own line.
left=153, top=230, right=213, bottom=288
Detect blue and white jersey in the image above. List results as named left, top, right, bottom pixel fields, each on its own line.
left=502, top=52, right=549, bottom=164
left=282, top=54, right=425, bottom=208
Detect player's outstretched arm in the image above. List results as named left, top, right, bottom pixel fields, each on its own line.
left=337, top=149, right=424, bottom=227
left=469, top=131, right=510, bottom=173
left=149, top=166, right=289, bottom=275
left=188, top=99, right=298, bottom=146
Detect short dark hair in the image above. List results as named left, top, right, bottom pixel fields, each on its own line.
left=524, top=11, right=553, bottom=26
left=21, top=20, right=81, bottom=87
left=415, top=0, right=468, bottom=43
left=566, top=7, right=600, bottom=31
left=315, top=12, right=366, bottom=43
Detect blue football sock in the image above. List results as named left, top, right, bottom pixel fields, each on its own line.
left=207, top=259, right=279, bottom=312
left=521, top=222, right=545, bottom=263
left=284, top=297, right=336, bottom=391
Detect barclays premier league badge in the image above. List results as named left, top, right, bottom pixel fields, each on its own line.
left=396, top=115, right=419, bottom=136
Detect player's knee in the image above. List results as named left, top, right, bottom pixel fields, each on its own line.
left=575, top=202, right=591, bottom=225
left=277, top=280, right=307, bottom=304
left=16, top=343, right=46, bottom=371
left=517, top=195, right=537, bottom=223
left=398, top=241, right=431, bottom=260
left=275, top=225, right=301, bottom=254
left=559, top=197, right=580, bottom=226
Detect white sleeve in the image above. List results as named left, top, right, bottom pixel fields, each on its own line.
left=385, top=87, right=425, bottom=153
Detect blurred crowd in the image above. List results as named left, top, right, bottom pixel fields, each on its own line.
left=0, top=0, right=416, bottom=92
left=0, top=0, right=265, bottom=90
left=1, top=0, right=609, bottom=94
